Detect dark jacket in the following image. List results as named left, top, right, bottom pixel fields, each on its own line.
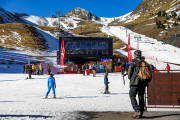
left=126, top=63, right=129, bottom=69
left=86, top=64, right=89, bottom=69
left=128, top=57, right=148, bottom=87
left=23, top=64, right=26, bottom=69
left=104, top=74, right=108, bottom=84
left=121, top=63, right=125, bottom=69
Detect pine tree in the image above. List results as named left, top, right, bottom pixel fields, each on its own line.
left=157, top=11, right=162, bottom=17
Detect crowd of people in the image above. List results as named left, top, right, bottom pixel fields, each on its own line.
left=22, top=52, right=172, bottom=119
left=23, top=63, right=52, bottom=79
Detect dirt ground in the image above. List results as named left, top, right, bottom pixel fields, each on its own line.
left=80, top=111, right=180, bottom=120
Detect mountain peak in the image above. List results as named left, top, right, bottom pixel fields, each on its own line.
left=64, top=7, right=100, bottom=21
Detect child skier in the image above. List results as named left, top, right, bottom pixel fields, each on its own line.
left=45, top=72, right=56, bottom=98
left=104, top=72, right=110, bottom=94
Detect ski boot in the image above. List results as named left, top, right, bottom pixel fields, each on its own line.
left=45, top=96, right=48, bottom=98
left=103, top=90, right=110, bottom=94
left=53, top=95, right=56, bottom=98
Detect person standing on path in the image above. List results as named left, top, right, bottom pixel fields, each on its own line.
left=45, top=72, right=56, bottom=98
left=125, top=62, right=129, bottom=73
left=165, top=63, right=170, bottom=73
left=121, top=62, right=125, bottom=75
left=151, top=64, right=154, bottom=70
left=104, top=72, right=110, bottom=94
left=23, top=63, right=26, bottom=74
left=128, top=50, right=149, bottom=118
left=27, top=64, right=32, bottom=79
left=32, top=64, right=36, bottom=75
left=39, top=64, right=44, bottom=75
left=82, top=63, right=86, bottom=76
left=46, top=64, right=51, bottom=75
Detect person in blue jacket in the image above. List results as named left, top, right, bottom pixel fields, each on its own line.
left=125, top=62, right=130, bottom=72
left=104, top=72, right=110, bottom=94
left=45, top=72, right=56, bottom=98
left=151, top=64, right=154, bottom=70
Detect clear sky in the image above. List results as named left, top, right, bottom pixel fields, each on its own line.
left=1, top=0, right=143, bottom=18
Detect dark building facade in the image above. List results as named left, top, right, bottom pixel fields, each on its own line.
left=59, top=37, right=113, bottom=64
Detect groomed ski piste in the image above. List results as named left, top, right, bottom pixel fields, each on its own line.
left=102, top=26, right=180, bottom=70
left=1, top=16, right=180, bottom=120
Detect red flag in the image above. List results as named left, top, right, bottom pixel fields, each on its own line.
left=128, top=33, right=132, bottom=63
left=61, top=37, right=65, bottom=66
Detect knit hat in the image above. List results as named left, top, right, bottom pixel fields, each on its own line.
left=134, top=50, right=141, bottom=57
left=50, top=72, right=54, bottom=76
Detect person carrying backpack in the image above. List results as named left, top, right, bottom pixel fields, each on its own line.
left=128, top=50, right=152, bottom=118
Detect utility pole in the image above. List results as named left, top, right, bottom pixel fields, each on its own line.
left=134, top=35, right=141, bottom=50
left=55, top=10, right=63, bottom=29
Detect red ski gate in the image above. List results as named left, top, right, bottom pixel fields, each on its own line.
left=145, top=70, right=180, bottom=110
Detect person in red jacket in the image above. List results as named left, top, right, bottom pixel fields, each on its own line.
left=165, top=63, right=170, bottom=73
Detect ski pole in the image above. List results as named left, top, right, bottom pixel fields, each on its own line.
left=99, top=86, right=105, bottom=91
left=101, top=88, right=105, bottom=93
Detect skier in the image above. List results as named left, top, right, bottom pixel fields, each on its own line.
left=45, top=72, right=56, bottom=98
left=121, top=62, right=125, bottom=75
left=104, top=72, right=110, bottom=94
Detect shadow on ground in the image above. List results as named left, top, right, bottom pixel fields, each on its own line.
left=0, top=114, right=52, bottom=119
left=79, top=111, right=180, bottom=120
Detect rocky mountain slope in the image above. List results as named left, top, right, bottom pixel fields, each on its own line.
left=64, top=7, right=101, bottom=21
left=0, top=8, right=25, bottom=24
left=108, top=0, right=180, bottom=48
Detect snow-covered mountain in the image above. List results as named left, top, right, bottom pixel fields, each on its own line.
left=0, top=8, right=25, bottom=24
left=64, top=7, right=101, bottom=21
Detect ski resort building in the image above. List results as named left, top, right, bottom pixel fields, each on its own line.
left=58, top=37, right=128, bottom=73
left=59, top=37, right=113, bottom=64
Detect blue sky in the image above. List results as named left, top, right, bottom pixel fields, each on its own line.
left=1, top=0, right=143, bottom=18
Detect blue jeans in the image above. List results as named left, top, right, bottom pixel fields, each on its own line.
left=46, top=86, right=55, bottom=96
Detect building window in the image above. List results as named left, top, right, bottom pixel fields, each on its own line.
left=102, top=42, right=108, bottom=55
left=98, top=42, right=102, bottom=55
left=81, top=42, right=86, bottom=54
left=69, top=42, right=76, bottom=54
left=91, top=42, right=97, bottom=55
left=75, top=42, right=81, bottom=54
left=87, top=42, right=91, bottom=55
left=65, top=41, right=70, bottom=54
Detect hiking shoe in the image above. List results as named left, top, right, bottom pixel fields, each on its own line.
left=139, top=114, right=142, bottom=118
left=131, top=111, right=141, bottom=118
left=139, top=112, right=143, bottom=118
